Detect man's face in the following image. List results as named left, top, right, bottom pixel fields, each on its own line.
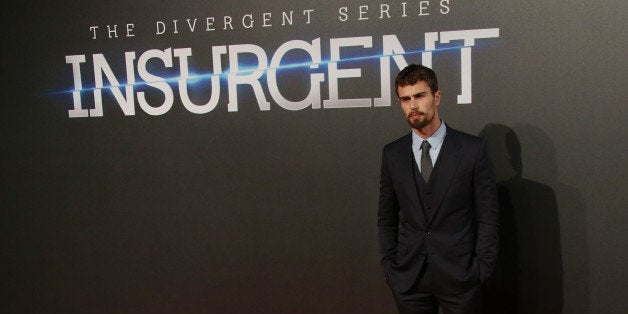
left=397, top=81, right=441, bottom=131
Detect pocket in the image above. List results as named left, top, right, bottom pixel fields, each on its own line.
left=449, top=239, right=475, bottom=256
left=472, top=256, right=482, bottom=283
left=396, top=244, right=407, bottom=259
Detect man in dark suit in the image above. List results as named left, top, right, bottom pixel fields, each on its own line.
left=378, top=64, right=499, bottom=314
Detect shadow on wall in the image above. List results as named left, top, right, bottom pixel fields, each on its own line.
left=478, top=123, right=589, bottom=314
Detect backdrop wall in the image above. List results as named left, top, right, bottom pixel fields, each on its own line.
left=3, top=1, right=626, bottom=313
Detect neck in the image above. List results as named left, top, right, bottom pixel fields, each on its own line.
left=413, top=119, right=442, bottom=139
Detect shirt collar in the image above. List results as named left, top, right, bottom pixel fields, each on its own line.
left=412, top=121, right=447, bottom=151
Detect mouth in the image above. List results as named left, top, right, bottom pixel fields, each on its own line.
left=408, top=111, right=423, bottom=119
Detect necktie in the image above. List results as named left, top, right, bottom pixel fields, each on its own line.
left=421, top=140, right=432, bottom=183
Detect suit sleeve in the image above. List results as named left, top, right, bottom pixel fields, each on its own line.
left=473, top=139, right=500, bottom=283
left=378, top=147, right=400, bottom=273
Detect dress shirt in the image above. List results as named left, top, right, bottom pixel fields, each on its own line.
left=412, top=121, right=447, bottom=172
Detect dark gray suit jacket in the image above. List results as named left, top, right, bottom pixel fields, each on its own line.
left=378, top=125, right=499, bottom=294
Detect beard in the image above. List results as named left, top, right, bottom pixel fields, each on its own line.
left=406, top=110, right=433, bottom=130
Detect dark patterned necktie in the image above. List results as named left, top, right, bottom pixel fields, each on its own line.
left=421, top=140, right=432, bottom=183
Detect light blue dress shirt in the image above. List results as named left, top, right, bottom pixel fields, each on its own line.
left=412, top=121, right=447, bottom=172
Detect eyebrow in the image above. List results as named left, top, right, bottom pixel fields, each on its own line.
left=399, top=92, right=428, bottom=100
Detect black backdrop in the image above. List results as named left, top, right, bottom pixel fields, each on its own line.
left=3, top=1, right=627, bottom=313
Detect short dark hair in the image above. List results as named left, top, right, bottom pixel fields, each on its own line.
left=395, top=64, right=439, bottom=95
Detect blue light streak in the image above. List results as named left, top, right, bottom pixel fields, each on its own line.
left=57, top=46, right=465, bottom=95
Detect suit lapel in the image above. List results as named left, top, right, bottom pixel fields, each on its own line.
left=428, top=129, right=463, bottom=224
left=392, top=134, right=428, bottom=228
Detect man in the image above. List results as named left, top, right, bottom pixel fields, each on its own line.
left=378, top=64, right=499, bottom=314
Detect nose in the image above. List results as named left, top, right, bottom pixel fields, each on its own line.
left=409, top=98, right=420, bottom=109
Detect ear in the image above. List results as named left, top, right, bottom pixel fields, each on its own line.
left=434, top=90, right=441, bottom=106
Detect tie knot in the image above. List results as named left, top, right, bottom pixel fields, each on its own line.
left=421, top=140, right=431, bottom=155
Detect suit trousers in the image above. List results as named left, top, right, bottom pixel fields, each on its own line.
left=391, top=260, right=482, bottom=314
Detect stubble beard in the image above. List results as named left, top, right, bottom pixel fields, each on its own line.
left=406, top=110, right=432, bottom=130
